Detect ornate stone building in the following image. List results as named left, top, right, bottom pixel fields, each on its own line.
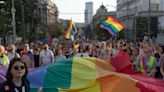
left=117, top=0, right=164, bottom=41
left=36, top=0, right=59, bottom=32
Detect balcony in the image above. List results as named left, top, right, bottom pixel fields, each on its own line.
left=139, top=11, right=164, bottom=17
left=117, top=0, right=135, bottom=9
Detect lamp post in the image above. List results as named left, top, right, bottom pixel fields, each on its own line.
left=20, top=0, right=25, bottom=42
left=134, top=0, right=138, bottom=43
left=11, top=0, right=16, bottom=44
left=148, top=0, right=151, bottom=42
left=0, top=1, right=5, bottom=15
left=0, top=1, right=5, bottom=4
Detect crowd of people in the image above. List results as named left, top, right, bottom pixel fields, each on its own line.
left=0, top=40, right=164, bottom=77
left=0, top=39, right=164, bottom=91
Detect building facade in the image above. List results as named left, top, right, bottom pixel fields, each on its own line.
left=92, top=4, right=116, bottom=23
left=47, top=0, right=59, bottom=24
left=36, top=0, right=59, bottom=32
left=117, top=0, right=164, bottom=41
left=85, top=2, right=93, bottom=25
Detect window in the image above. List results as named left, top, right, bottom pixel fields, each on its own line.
left=150, top=4, right=159, bottom=11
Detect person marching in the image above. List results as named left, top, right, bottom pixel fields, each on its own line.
left=20, top=44, right=34, bottom=68
left=0, top=58, right=30, bottom=92
left=0, top=45, right=10, bottom=67
left=39, top=44, right=54, bottom=66
left=137, top=47, right=157, bottom=76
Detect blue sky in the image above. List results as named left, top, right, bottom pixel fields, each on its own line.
left=53, top=0, right=116, bottom=23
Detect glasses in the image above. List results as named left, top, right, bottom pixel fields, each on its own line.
left=13, top=65, right=25, bottom=71
left=0, top=55, right=3, bottom=58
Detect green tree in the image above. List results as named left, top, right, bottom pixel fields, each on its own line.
left=0, top=14, right=11, bottom=36
left=14, top=0, right=38, bottom=37
left=0, top=0, right=38, bottom=40
left=83, top=25, right=92, bottom=40
left=94, top=22, right=112, bottom=41
left=0, top=0, right=11, bottom=38
left=47, top=23, right=65, bottom=40
left=136, top=17, right=148, bottom=39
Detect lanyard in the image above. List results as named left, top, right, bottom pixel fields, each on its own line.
left=14, top=86, right=25, bottom=92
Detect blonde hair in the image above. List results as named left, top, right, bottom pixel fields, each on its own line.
left=8, top=44, right=16, bottom=51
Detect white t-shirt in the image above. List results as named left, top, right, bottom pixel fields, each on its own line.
left=111, top=49, right=119, bottom=57
left=7, top=52, right=20, bottom=61
left=40, top=49, right=54, bottom=66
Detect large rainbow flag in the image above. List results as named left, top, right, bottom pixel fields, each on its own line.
left=0, top=51, right=164, bottom=92
left=100, top=16, right=124, bottom=36
left=65, top=19, right=77, bottom=40
left=28, top=56, right=164, bottom=92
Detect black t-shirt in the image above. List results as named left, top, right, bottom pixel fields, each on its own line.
left=16, top=48, right=23, bottom=55
left=34, top=55, right=39, bottom=67
left=0, top=79, right=30, bottom=92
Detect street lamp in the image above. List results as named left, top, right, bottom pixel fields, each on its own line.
left=0, top=1, right=5, bottom=3
left=11, top=0, right=16, bottom=44
left=148, top=0, right=151, bottom=42
left=0, top=1, right=5, bottom=14
left=134, top=0, right=138, bottom=43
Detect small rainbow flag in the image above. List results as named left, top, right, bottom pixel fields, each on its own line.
left=65, top=19, right=77, bottom=40
left=74, top=42, right=79, bottom=48
left=100, top=16, right=124, bottom=36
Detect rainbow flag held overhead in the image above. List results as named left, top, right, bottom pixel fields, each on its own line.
left=65, top=19, right=77, bottom=40
left=100, top=16, right=124, bottom=36
left=0, top=51, right=164, bottom=92
left=27, top=57, right=164, bottom=92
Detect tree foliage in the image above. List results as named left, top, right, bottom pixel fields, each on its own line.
left=0, top=14, right=11, bottom=36
left=0, top=0, right=11, bottom=37
left=83, top=25, right=93, bottom=40
left=94, top=22, right=112, bottom=41
left=136, top=16, right=148, bottom=38
left=47, top=23, right=65, bottom=40
left=14, top=0, right=38, bottom=36
left=0, top=0, right=37, bottom=39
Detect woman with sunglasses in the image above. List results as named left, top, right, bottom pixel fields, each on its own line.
left=0, top=58, right=30, bottom=92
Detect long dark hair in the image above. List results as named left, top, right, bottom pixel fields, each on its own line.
left=6, top=58, right=28, bottom=81
left=161, top=46, right=164, bottom=54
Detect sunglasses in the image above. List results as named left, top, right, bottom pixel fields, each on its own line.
left=13, top=65, right=25, bottom=71
left=0, top=55, right=3, bottom=58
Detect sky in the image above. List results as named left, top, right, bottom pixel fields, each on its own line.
left=53, top=0, right=116, bottom=23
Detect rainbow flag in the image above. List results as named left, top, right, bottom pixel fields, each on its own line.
left=27, top=56, right=164, bottom=92
left=100, top=16, right=124, bottom=36
left=0, top=51, right=164, bottom=92
left=74, top=42, right=79, bottom=48
left=65, top=19, right=77, bottom=40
